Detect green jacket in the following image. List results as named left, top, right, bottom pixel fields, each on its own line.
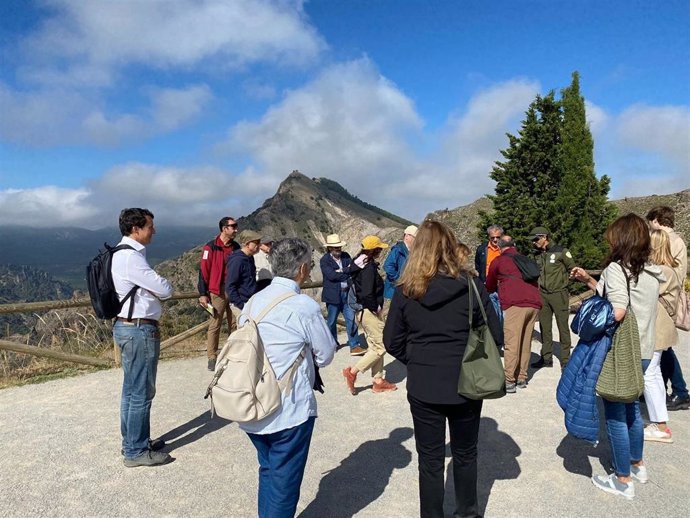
left=535, top=243, right=576, bottom=293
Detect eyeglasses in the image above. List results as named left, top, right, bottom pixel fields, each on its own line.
left=224, top=223, right=238, bottom=229
left=532, top=235, right=545, bottom=242
left=489, top=236, right=501, bottom=241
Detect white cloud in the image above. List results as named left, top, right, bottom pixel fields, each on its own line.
left=1, top=0, right=323, bottom=147
left=585, top=100, right=609, bottom=136
left=616, top=104, right=690, bottom=165
left=224, top=58, right=429, bottom=216
left=0, top=163, right=281, bottom=228
left=220, top=67, right=542, bottom=219
left=20, top=0, right=325, bottom=87
left=584, top=102, right=690, bottom=199
left=0, top=83, right=212, bottom=146
left=0, top=187, right=99, bottom=226
left=438, top=79, right=541, bottom=203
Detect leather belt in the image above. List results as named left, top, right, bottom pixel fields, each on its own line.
left=115, top=317, right=159, bottom=327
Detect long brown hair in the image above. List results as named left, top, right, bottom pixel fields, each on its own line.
left=398, top=220, right=466, bottom=299
left=604, top=213, right=650, bottom=281
left=649, top=229, right=679, bottom=268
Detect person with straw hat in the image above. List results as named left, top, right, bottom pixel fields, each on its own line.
left=342, top=235, right=398, bottom=395
left=320, top=233, right=364, bottom=355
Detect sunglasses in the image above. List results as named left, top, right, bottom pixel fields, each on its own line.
left=532, top=235, right=546, bottom=242
left=224, top=223, right=238, bottom=229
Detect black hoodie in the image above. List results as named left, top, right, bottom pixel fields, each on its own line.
left=383, top=274, right=503, bottom=404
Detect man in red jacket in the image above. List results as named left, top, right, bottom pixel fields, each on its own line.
left=486, top=236, right=542, bottom=393
left=198, top=217, right=240, bottom=371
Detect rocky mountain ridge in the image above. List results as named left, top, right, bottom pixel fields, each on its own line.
left=429, top=189, right=690, bottom=252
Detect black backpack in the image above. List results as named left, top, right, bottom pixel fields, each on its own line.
left=511, top=254, right=540, bottom=282
left=86, top=243, right=138, bottom=320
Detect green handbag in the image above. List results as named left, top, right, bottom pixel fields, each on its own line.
left=457, top=277, right=506, bottom=400
left=595, top=265, right=644, bottom=403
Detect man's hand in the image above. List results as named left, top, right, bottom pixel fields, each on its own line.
left=199, top=295, right=210, bottom=306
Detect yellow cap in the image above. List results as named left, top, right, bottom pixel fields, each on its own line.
left=361, top=235, right=389, bottom=250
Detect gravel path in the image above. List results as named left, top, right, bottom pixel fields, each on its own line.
left=1, top=321, right=689, bottom=517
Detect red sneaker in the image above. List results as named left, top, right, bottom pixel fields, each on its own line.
left=372, top=379, right=397, bottom=393
left=342, top=367, right=357, bottom=395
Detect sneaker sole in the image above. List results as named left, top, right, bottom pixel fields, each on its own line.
left=123, top=457, right=172, bottom=468
left=644, top=435, right=674, bottom=443
left=591, top=478, right=634, bottom=500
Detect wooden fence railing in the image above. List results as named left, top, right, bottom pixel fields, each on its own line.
left=0, top=282, right=323, bottom=369
left=0, top=277, right=596, bottom=370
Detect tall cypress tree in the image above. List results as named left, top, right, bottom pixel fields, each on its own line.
left=556, top=72, right=616, bottom=267
left=479, top=72, right=616, bottom=263
left=479, top=92, right=563, bottom=253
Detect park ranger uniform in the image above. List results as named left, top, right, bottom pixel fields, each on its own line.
left=535, top=241, right=576, bottom=367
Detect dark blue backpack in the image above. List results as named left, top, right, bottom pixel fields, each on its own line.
left=86, top=243, right=138, bottom=320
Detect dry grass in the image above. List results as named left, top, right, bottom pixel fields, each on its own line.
left=0, top=310, right=214, bottom=388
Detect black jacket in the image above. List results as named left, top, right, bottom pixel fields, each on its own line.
left=352, top=259, right=384, bottom=313
left=383, top=274, right=503, bottom=404
left=474, top=241, right=489, bottom=282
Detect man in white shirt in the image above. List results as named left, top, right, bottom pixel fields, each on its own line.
left=112, top=208, right=174, bottom=467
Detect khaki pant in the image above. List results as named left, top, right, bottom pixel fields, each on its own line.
left=381, top=298, right=392, bottom=321
left=503, top=306, right=539, bottom=384
left=355, top=310, right=386, bottom=379
left=207, top=293, right=236, bottom=360
left=538, top=289, right=571, bottom=365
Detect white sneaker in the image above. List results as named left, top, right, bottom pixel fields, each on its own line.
left=644, top=423, right=673, bottom=443
left=591, top=473, right=635, bottom=500
left=631, top=464, right=648, bottom=483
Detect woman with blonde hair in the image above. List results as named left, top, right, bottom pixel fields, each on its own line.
left=384, top=220, right=502, bottom=518
left=644, top=229, right=681, bottom=443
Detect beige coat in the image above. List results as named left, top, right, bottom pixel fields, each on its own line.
left=655, top=264, right=680, bottom=350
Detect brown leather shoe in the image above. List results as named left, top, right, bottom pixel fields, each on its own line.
left=342, top=367, right=357, bottom=395
left=372, top=378, right=397, bottom=393
left=349, top=346, right=367, bottom=356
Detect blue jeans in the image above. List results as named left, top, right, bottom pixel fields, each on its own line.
left=660, top=348, right=689, bottom=398
left=602, top=399, right=643, bottom=477
left=247, top=417, right=315, bottom=518
left=113, top=322, right=160, bottom=459
left=326, top=290, right=359, bottom=348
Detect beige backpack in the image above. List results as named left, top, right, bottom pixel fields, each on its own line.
left=205, top=291, right=305, bottom=422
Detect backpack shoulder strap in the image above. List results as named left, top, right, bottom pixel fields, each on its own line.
left=253, top=291, right=298, bottom=323
left=112, top=244, right=135, bottom=252
left=106, top=243, right=138, bottom=320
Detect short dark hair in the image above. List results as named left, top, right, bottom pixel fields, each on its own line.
left=645, top=206, right=674, bottom=228
left=119, top=208, right=153, bottom=236
left=219, top=216, right=236, bottom=232
left=498, top=237, right=514, bottom=250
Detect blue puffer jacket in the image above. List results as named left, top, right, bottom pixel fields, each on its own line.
left=383, top=242, right=408, bottom=299
left=556, top=297, right=617, bottom=445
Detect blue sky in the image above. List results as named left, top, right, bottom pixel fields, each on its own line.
left=0, top=0, right=688, bottom=228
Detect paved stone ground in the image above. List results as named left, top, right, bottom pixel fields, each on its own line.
left=1, top=320, right=689, bottom=517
